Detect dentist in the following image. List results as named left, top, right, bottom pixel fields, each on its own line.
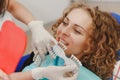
left=0, top=0, right=77, bottom=80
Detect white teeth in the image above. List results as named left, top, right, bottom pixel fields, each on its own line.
left=59, top=39, right=64, bottom=43
left=58, top=40, right=67, bottom=50
left=59, top=39, right=67, bottom=45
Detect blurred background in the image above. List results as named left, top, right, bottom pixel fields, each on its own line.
left=15, top=0, right=120, bottom=54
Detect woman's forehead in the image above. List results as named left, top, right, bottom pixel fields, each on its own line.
left=66, top=8, right=93, bottom=30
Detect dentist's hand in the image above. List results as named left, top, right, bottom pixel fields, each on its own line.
left=0, top=69, right=9, bottom=80
left=28, top=20, right=57, bottom=59
left=32, top=65, right=78, bottom=80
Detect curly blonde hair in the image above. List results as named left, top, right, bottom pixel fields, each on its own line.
left=52, top=3, right=120, bottom=80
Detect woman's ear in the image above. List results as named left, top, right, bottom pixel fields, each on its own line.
left=83, top=39, right=92, bottom=55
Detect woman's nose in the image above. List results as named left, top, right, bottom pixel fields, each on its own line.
left=61, top=26, right=71, bottom=36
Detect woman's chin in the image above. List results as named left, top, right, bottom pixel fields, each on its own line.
left=65, top=50, right=72, bottom=57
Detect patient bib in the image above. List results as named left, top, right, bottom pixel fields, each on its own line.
left=23, top=54, right=101, bottom=80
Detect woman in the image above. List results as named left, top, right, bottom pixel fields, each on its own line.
left=22, top=3, right=120, bottom=80
left=53, top=3, right=120, bottom=80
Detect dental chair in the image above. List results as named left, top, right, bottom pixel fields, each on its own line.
left=0, top=20, right=27, bottom=74
left=111, top=12, right=120, bottom=24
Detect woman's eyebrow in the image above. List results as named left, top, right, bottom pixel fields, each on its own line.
left=64, top=17, right=69, bottom=21
left=66, top=16, right=86, bottom=32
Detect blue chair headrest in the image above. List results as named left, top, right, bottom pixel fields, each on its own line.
left=111, top=13, right=120, bottom=24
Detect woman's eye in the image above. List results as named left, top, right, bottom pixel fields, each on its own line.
left=62, top=21, right=68, bottom=26
left=74, top=29, right=81, bottom=34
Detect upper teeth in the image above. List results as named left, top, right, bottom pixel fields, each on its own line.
left=59, top=39, right=67, bottom=45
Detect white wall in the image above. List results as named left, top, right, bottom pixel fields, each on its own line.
left=14, top=0, right=120, bottom=31
left=84, top=0, right=120, bottom=14
left=15, top=0, right=70, bottom=31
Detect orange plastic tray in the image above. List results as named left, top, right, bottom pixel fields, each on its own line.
left=0, top=20, right=27, bottom=74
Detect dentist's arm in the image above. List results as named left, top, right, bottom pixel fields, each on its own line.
left=7, top=0, right=34, bottom=24
left=8, top=71, right=33, bottom=80
left=0, top=69, right=33, bottom=80
left=0, top=69, right=9, bottom=80
left=7, top=0, right=57, bottom=58
left=8, top=65, right=78, bottom=80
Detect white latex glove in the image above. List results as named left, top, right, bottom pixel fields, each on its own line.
left=32, top=65, right=78, bottom=80
left=28, top=20, right=57, bottom=59
left=0, top=69, right=9, bottom=80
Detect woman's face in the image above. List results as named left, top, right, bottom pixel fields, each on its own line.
left=56, top=8, right=93, bottom=57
